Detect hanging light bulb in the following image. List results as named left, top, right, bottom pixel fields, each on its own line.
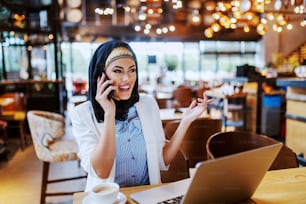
left=265, top=0, right=272, bottom=4
left=220, top=15, right=231, bottom=28
left=231, top=23, right=237, bottom=29
left=169, top=25, right=175, bottom=32
left=300, top=18, right=306, bottom=27
left=266, top=12, right=274, bottom=20
left=277, top=14, right=287, bottom=26
left=243, top=25, right=250, bottom=32
left=211, top=23, right=221, bottom=32
left=204, top=27, right=214, bottom=38
left=191, top=9, right=201, bottom=26
left=156, top=28, right=162, bottom=34
left=286, top=23, right=293, bottom=30
left=206, top=1, right=216, bottom=11
left=144, top=28, right=150, bottom=35
left=134, top=25, right=141, bottom=32
left=162, top=27, right=168, bottom=33
left=274, top=0, right=282, bottom=10
left=240, top=0, right=251, bottom=12
left=231, top=0, right=240, bottom=8
left=257, top=23, right=267, bottom=35
left=261, top=17, right=267, bottom=24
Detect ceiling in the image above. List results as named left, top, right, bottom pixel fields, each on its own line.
left=60, top=0, right=263, bottom=42
left=1, top=0, right=305, bottom=43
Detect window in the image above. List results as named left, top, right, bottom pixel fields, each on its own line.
left=60, top=40, right=259, bottom=94
left=183, top=42, right=200, bottom=82
left=199, top=41, right=257, bottom=80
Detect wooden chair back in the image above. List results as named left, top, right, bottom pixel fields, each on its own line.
left=27, top=110, right=86, bottom=204
left=27, top=110, right=66, bottom=161
left=164, top=118, right=223, bottom=167
left=173, top=85, right=193, bottom=107
left=160, top=149, right=190, bottom=183
left=206, top=131, right=299, bottom=170
left=196, top=86, right=210, bottom=98
left=155, top=97, right=174, bottom=109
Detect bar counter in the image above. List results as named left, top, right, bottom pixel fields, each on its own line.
left=276, top=78, right=306, bottom=88
left=276, top=77, right=306, bottom=165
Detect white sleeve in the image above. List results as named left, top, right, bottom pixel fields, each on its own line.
left=70, top=104, right=115, bottom=181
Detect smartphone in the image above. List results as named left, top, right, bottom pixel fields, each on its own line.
left=104, top=73, right=115, bottom=100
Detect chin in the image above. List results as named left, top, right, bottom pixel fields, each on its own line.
left=116, top=93, right=132, bottom=100
left=120, top=96, right=131, bottom=100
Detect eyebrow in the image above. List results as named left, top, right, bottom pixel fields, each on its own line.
left=112, top=64, right=136, bottom=69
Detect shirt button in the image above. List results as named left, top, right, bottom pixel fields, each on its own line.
left=128, top=139, right=131, bottom=142
left=132, top=156, right=135, bottom=160
left=131, top=175, right=135, bottom=178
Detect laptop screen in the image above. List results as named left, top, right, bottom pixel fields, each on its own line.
left=131, top=143, right=282, bottom=204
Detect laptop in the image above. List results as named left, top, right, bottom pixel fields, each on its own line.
left=131, top=143, right=283, bottom=204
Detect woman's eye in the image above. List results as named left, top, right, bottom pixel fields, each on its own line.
left=113, top=69, right=121, bottom=73
left=129, top=68, right=136, bottom=73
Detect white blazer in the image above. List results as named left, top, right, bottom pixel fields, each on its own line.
left=71, top=94, right=168, bottom=191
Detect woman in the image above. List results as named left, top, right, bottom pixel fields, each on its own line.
left=71, top=40, right=212, bottom=191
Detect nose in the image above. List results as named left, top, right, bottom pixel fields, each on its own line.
left=122, top=72, right=129, bottom=81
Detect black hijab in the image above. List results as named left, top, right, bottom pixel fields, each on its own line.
left=87, top=40, right=140, bottom=122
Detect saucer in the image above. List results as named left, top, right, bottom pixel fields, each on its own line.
left=82, top=192, right=127, bottom=204
left=114, top=192, right=127, bottom=204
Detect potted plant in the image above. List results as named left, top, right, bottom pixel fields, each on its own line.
left=164, top=54, right=178, bottom=72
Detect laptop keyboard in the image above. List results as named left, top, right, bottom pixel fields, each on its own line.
left=157, top=195, right=184, bottom=204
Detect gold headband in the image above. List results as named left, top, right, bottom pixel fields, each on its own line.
left=105, top=47, right=134, bottom=68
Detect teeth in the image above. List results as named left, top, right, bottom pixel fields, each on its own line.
left=120, top=85, right=129, bottom=90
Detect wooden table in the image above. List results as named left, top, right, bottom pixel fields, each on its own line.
left=0, top=98, right=14, bottom=113
left=0, top=98, right=14, bottom=159
left=0, top=96, right=27, bottom=150
left=73, top=167, right=306, bottom=204
left=0, top=98, right=14, bottom=106
left=159, top=108, right=209, bottom=125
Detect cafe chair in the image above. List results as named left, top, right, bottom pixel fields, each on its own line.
left=160, top=148, right=190, bottom=183
left=206, top=131, right=299, bottom=170
left=0, top=120, right=8, bottom=141
left=172, top=85, right=193, bottom=108
left=27, top=110, right=87, bottom=204
left=164, top=118, right=223, bottom=167
left=195, top=86, right=210, bottom=98
left=0, top=92, right=28, bottom=150
left=0, top=120, right=8, bottom=161
left=155, top=97, right=174, bottom=109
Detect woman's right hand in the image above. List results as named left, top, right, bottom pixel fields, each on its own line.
left=95, top=74, right=116, bottom=117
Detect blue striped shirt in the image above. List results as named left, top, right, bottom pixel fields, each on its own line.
left=114, top=106, right=149, bottom=187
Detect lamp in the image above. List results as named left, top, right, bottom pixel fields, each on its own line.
left=203, top=0, right=305, bottom=38
left=130, top=0, right=181, bottom=36
left=60, top=0, right=304, bottom=40
left=65, top=0, right=83, bottom=23
left=204, top=0, right=265, bottom=38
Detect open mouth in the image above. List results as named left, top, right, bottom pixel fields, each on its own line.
left=118, top=85, right=130, bottom=91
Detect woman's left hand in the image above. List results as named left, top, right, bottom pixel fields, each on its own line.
left=181, top=91, right=214, bottom=123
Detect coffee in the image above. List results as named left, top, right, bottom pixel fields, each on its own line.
left=89, top=182, right=120, bottom=203
left=93, top=186, right=117, bottom=194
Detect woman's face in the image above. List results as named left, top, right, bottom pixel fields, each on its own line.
left=104, top=57, right=137, bottom=100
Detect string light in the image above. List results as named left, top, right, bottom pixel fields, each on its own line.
left=92, top=0, right=304, bottom=39
left=202, top=0, right=304, bottom=38
left=131, top=0, right=181, bottom=36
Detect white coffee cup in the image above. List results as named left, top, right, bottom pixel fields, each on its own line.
left=89, top=182, right=120, bottom=203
